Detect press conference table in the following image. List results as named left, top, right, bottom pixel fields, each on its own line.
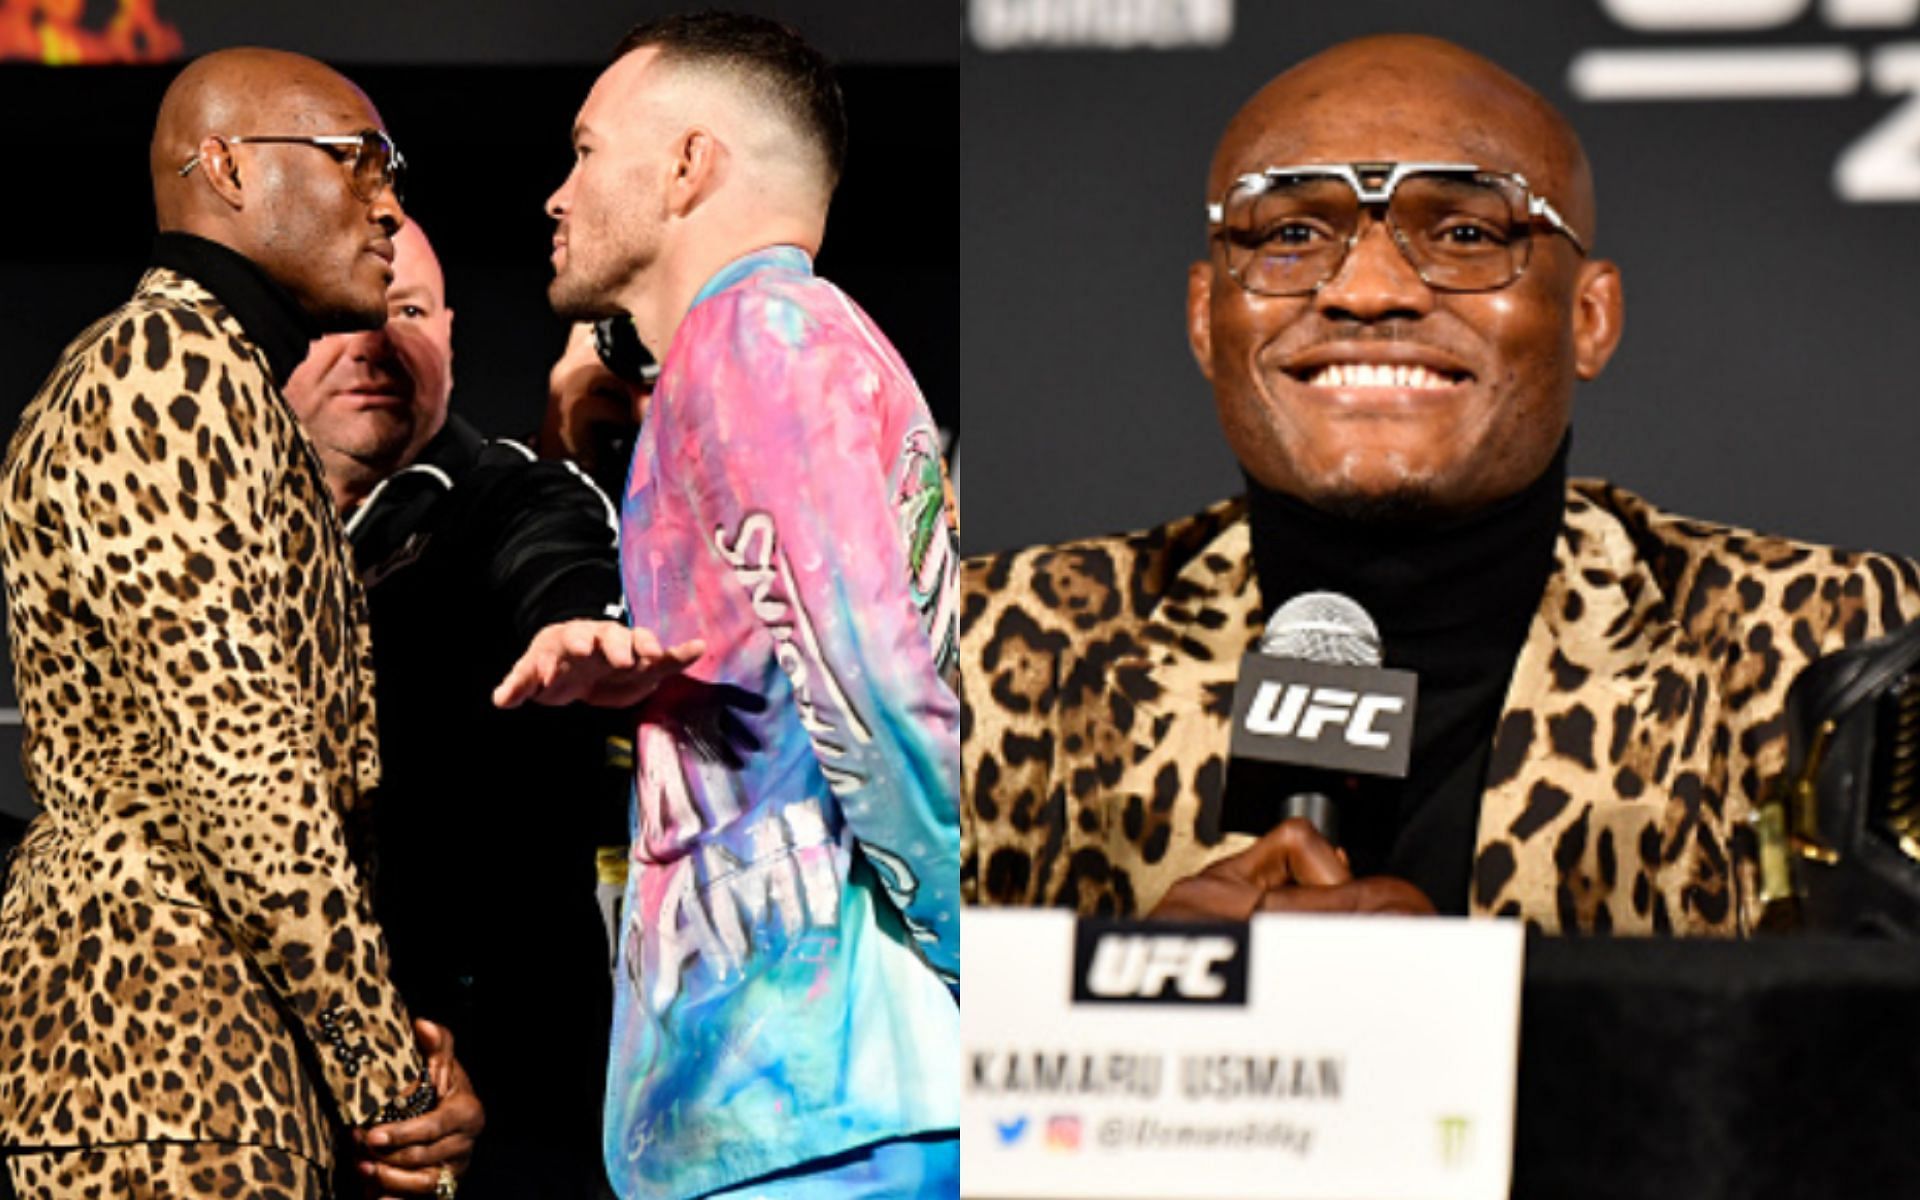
left=1514, top=933, right=1920, bottom=1198
left=967, top=931, right=1920, bottom=1200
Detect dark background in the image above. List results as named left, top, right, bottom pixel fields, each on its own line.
left=961, top=0, right=1920, bottom=556
left=53, top=0, right=957, bottom=66
left=0, top=1, right=956, bottom=821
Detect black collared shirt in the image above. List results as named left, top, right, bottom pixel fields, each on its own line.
left=150, top=231, right=319, bottom=385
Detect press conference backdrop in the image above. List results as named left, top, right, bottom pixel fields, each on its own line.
left=0, top=0, right=955, bottom=822
left=962, top=0, right=1920, bottom=557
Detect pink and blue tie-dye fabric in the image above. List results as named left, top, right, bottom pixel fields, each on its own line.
left=603, top=247, right=960, bottom=1199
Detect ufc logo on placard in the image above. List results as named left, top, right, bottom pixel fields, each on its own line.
left=1071, top=924, right=1250, bottom=1005
left=1243, top=683, right=1405, bottom=748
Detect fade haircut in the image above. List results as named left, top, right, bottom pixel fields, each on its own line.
left=615, top=11, right=848, bottom=192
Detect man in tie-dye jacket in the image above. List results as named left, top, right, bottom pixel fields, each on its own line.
left=526, top=13, right=960, bottom=1198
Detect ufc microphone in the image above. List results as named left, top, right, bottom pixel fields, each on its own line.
left=1222, top=591, right=1419, bottom=844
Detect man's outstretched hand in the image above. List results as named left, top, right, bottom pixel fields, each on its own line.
left=1148, top=817, right=1436, bottom=921
left=355, top=1019, right=484, bottom=1198
left=493, top=618, right=704, bottom=710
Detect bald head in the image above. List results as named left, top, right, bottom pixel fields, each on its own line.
left=152, top=48, right=403, bottom=332
left=1210, top=35, right=1596, bottom=246
left=154, top=48, right=376, bottom=227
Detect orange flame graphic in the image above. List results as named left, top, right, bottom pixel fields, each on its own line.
left=0, top=0, right=183, bottom=64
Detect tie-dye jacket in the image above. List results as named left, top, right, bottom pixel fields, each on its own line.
left=604, top=246, right=961, bottom=1198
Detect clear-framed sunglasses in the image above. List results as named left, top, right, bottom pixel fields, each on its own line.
left=1205, top=161, right=1588, bottom=297
left=179, top=128, right=407, bottom=205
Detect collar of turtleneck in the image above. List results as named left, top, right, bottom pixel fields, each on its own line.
left=1245, top=437, right=1570, bottom=646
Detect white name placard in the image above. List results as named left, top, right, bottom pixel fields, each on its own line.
left=961, top=911, right=1525, bottom=1200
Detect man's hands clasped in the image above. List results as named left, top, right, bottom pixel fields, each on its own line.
left=355, top=1020, right=484, bottom=1198
left=1149, top=818, right=1437, bottom=921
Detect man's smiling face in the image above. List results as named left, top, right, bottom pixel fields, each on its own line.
left=1187, top=35, right=1622, bottom=520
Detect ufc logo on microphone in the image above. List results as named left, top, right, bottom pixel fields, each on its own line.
left=1243, top=683, right=1405, bottom=748
left=1071, top=923, right=1250, bottom=1006
left=1229, top=656, right=1416, bottom=775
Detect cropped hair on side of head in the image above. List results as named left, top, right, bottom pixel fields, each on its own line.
left=615, top=10, right=847, bottom=190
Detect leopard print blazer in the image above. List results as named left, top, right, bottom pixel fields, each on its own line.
left=962, top=482, right=1920, bottom=935
left=0, top=269, right=426, bottom=1165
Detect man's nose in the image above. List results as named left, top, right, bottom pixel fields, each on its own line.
left=1313, top=217, right=1435, bottom=323
left=546, top=177, right=571, bottom=221
left=348, top=326, right=398, bottom=365
left=370, top=181, right=404, bottom=236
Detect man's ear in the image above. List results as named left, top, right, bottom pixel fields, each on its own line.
left=666, top=127, right=725, bottom=217
left=1572, top=258, right=1624, bottom=382
left=1187, top=260, right=1217, bottom=383
left=195, top=136, right=246, bottom=211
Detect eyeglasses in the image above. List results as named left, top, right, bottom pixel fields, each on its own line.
left=179, top=128, right=407, bottom=204
left=1205, top=161, right=1588, bottom=297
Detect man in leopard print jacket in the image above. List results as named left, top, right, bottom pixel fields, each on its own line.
left=0, top=50, right=482, bottom=1197
left=962, top=35, right=1920, bottom=936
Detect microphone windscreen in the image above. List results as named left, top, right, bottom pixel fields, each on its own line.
left=1259, top=590, right=1381, bottom=666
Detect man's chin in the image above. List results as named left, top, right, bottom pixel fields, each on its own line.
left=346, top=437, right=414, bottom=477
left=309, top=297, right=389, bottom=336
left=1282, top=443, right=1466, bottom=525
left=1302, top=483, right=1447, bottom=527
left=548, top=276, right=623, bottom=323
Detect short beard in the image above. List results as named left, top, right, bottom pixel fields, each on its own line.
left=317, top=425, right=415, bottom=507
left=306, top=292, right=388, bottom=336
left=344, top=443, right=410, bottom=484
left=548, top=270, right=627, bottom=323
left=1305, top=482, right=1448, bottom=527
left=340, top=410, right=417, bottom=471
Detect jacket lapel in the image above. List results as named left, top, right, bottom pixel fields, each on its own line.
left=1105, top=515, right=1264, bottom=910
left=1470, top=491, right=1675, bottom=929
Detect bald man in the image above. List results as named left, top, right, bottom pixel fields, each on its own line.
left=962, top=36, right=1920, bottom=936
left=0, top=48, right=480, bottom=1198
left=286, top=219, right=638, bottom=1199
left=536, top=13, right=961, bottom=1200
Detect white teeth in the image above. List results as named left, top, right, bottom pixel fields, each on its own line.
left=1305, top=362, right=1457, bottom=390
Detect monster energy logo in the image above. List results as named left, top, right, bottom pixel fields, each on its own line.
left=1437, top=1115, right=1472, bottom=1166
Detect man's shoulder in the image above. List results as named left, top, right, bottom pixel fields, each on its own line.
left=691, top=260, right=822, bottom=331
left=117, top=268, right=249, bottom=359
left=458, top=428, right=616, bottom=515
left=689, top=262, right=893, bottom=367
left=351, top=420, right=617, bottom=612
left=13, top=273, right=262, bottom=468
left=962, top=497, right=1247, bottom=652
left=50, top=270, right=251, bottom=391
left=1567, top=477, right=1920, bottom=644
left=357, top=422, right=612, bottom=542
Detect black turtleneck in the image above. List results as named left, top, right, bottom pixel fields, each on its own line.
left=150, top=232, right=319, bottom=385
left=1243, top=439, right=1569, bottom=914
